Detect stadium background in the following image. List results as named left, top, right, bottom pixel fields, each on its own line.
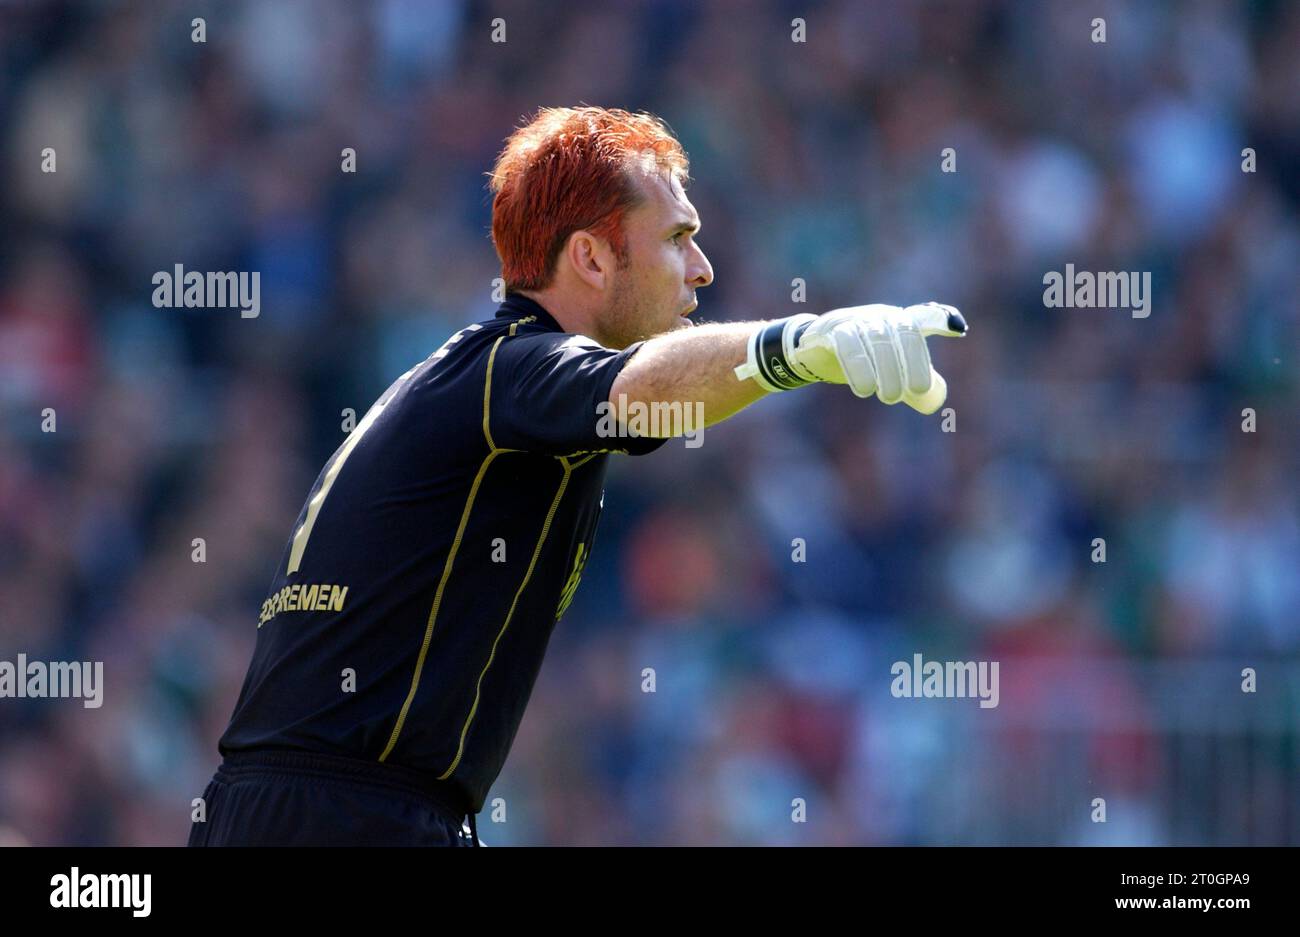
left=0, top=0, right=1296, bottom=845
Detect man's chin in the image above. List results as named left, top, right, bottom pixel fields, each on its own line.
left=612, top=316, right=693, bottom=347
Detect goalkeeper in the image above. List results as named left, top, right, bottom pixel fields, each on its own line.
left=191, top=105, right=966, bottom=848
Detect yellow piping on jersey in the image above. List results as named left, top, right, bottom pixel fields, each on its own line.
left=380, top=331, right=519, bottom=762
left=378, top=448, right=500, bottom=762
left=438, top=455, right=575, bottom=780
left=481, top=336, right=503, bottom=449
left=480, top=321, right=532, bottom=447
left=382, top=312, right=570, bottom=768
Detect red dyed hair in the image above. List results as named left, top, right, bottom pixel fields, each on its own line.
left=488, top=106, right=690, bottom=292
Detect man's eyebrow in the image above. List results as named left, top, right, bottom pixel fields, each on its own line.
left=668, top=216, right=701, bottom=235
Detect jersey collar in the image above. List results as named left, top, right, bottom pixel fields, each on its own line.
left=494, top=292, right=563, bottom=332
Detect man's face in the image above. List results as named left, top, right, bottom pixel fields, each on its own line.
left=595, top=169, right=713, bottom=349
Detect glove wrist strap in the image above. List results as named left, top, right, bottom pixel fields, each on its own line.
left=734, top=313, right=818, bottom=391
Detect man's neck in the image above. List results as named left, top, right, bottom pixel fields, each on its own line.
left=513, top=288, right=599, bottom=339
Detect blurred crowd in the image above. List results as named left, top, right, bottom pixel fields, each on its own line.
left=0, top=0, right=1296, bottom=846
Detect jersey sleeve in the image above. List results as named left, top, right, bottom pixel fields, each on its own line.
left=487, top=331, right=669, bottom=456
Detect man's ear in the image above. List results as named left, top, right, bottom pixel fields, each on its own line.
left=564, top=230, right=614, bottom=291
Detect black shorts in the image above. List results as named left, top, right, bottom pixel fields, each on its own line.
left=188, top=748, right=479, bottom=847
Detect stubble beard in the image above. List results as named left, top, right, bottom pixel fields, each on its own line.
left=600, top=270, right=652, bottom=349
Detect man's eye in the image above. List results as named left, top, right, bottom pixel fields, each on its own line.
left=671, top=232, right=685, bottom=243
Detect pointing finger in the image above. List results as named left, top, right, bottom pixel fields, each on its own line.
left=906, top=302, right=968, bottom=338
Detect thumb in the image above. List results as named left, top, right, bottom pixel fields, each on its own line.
left=904, top=369, right=948, bottom=414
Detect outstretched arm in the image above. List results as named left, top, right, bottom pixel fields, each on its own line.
left=608, top=303, right=969, bottom=436
left=609, top=322, right=770, bottom=429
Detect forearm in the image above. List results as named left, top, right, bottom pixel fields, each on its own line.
left=606, top=301, right=966, bottom=436
left=609, top=322, right=774, bottom=431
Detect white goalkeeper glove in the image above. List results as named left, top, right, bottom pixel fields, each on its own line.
left=734, top=302, right=968, bottom=414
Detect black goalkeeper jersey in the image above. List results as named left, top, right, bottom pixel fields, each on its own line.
left=218, top=292, right=666, bottom=816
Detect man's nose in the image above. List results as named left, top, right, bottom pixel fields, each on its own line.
left=688, top=243, right=714, bottom=288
